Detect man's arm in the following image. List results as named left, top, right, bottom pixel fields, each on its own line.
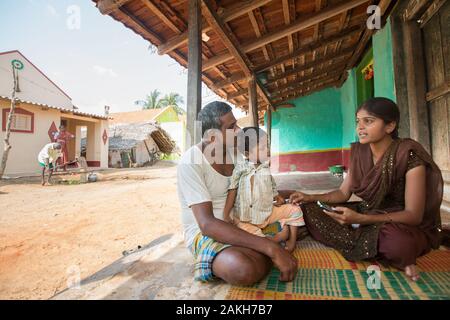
left=191, top=202, right=297, bottom=282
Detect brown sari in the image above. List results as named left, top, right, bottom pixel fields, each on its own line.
left=302, top=138, right=443, bottom=262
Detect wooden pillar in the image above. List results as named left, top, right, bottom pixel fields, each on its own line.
left=403, top=20, right=431, bottom=152
left=266, top=107, right=272, bottom=157
left=248, top=76, right=258, bottom=127
left=186, top=0, right=202, bottom=149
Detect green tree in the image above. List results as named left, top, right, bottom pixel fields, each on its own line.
left=160, top=92, right=185, bottom=115
left=134, top=89, right=163, bottom=109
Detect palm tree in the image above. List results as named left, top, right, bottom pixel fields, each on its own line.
left=160, top=92, right=185, bottom=115
left=134, top=89, right=163, bottom=109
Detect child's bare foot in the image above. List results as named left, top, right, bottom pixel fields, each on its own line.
left=271, top=226, right=289, bottom=242
left=285, top=237, right=297, bottom=252
left=405, top=264, right=420, bottom=281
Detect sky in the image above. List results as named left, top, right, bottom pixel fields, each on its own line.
left=0, top=0, right=245, bottom=118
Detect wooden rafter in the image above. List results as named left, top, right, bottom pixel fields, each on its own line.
left=273, top=78, right=341, bottom=103
left=255, top=25, right=361, bottom=72
left=281, top=0, right=294, bottom=82
left=210, top=25, right=360, bottom=91
left=338, top=0, right=393, bottom=86
left=248, top=9, right=276, bottom=79
left=266, top=47, right=353, bottom=85
left=202, top=0, right=368, bottom=72
left=201, top=0, right=271, bottom=107
left=97, top=0, right=132, bottom=15
left=141, top=0, right=182, bottom=33
left=312, top=0, right=326, bottom=63
left=334, top=9, right=352, bottom=53
left=211, top=72, right=247, bottom=91
left=116, top=6, right=228, bottom=97
left=157, top=0, right=273, bottom=55
left=271, top=69, right=344, bottom=97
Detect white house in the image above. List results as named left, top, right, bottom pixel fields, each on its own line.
left=0, top=50, right=109, bottom=176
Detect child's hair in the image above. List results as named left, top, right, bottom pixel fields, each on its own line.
left=237, top=127, right=267, bottom=155
left=356, top=97, right=400, bottom=139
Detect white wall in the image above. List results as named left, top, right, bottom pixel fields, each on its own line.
left=0, top=100, right=60, bottom=175
left=0, top=51, right=74, bottom=110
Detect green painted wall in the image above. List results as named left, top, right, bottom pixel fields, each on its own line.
left=340, top=69, right=358, bottom=148
left=373, top=19, right=396, bottom=102
left=266, top=19, right=397, bottom=155
left=155, top=107, right=179, bottom=123
left=268, top=87, right=343, bottom=154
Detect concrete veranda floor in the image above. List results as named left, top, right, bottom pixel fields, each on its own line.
left=52, top=172, right=343, bottom=300
left=52, top=170, right=450, bottom=300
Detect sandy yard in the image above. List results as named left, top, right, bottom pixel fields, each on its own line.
left=0, top=162, right=182, bottom=300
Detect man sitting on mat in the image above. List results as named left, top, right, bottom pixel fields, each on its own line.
left=177, top=101, right=297, bottom=285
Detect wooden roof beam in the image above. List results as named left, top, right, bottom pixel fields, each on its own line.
left=255, top=25, right=361, bottom=72
left=201, top=0, right=272, bottom=108
left=97, top=0, right=132, bottom=15
left=248, top=9, right=276, bottom=79
left=337, top=0, right=393, bottom=86
left=403, top=0, right=430, bottom=21
left=266, top=47, right=353, bottom=85
left=115, top=6, right=227, bottom=97
left=270, top=69, right=344, bottom=97
left=213, top=27, right=361, bottom=89
left=157, top=0, right=273, bottom=55
left=282, top=0, right=295, bottom=79
left=201, top=0, right=253, bottom=76
left=273, top=78, right=341, bottom=104
left=210, top=26, right=361, bottom=89
left=140, top=0, right=183, bottom=34
left=202, top=0, right=368, bottom=72
left=211, top=72, right=247, bottom=91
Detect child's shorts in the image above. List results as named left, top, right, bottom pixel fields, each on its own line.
left=233, top=203, right=305, bottom=237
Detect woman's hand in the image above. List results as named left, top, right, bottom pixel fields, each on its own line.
left=273, top=194, right=285, bottom=207
left=323, top=206, right=366, bottom=225
left=289, top=192, right=311, bottom=205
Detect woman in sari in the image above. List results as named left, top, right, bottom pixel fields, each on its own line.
left=289, top=97, right=443, bottom=281
left=53, top=124, right=75, bottom=171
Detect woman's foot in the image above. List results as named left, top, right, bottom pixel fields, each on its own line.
left=285, top=236, right=297, bottom=252
left=271, top=226, right=289, bottom=243
left=405, top=264, right=420, bottom=281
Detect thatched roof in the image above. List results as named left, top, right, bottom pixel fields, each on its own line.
left=82, top=121, right=176, bottom=153
left=109, top=121, right=177, bottom=153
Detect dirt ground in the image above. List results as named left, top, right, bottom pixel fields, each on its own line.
left=0, top=162, right=182, bottom=300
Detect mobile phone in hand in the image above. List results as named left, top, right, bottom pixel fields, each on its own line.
left=317, top=201, right=342, bottom=214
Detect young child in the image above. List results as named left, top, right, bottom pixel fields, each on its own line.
left=223, top=127, right=305, bottom=252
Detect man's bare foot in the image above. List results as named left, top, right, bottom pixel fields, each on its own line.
left=270, top=226, right=289, bottom=243
left=405, top=264, right=420, bottom=281
left=41, top=180, right=45, bottom=186
left=285, top=237, right=297, bottom=252
left=46, top=181, right=53, bottom=186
